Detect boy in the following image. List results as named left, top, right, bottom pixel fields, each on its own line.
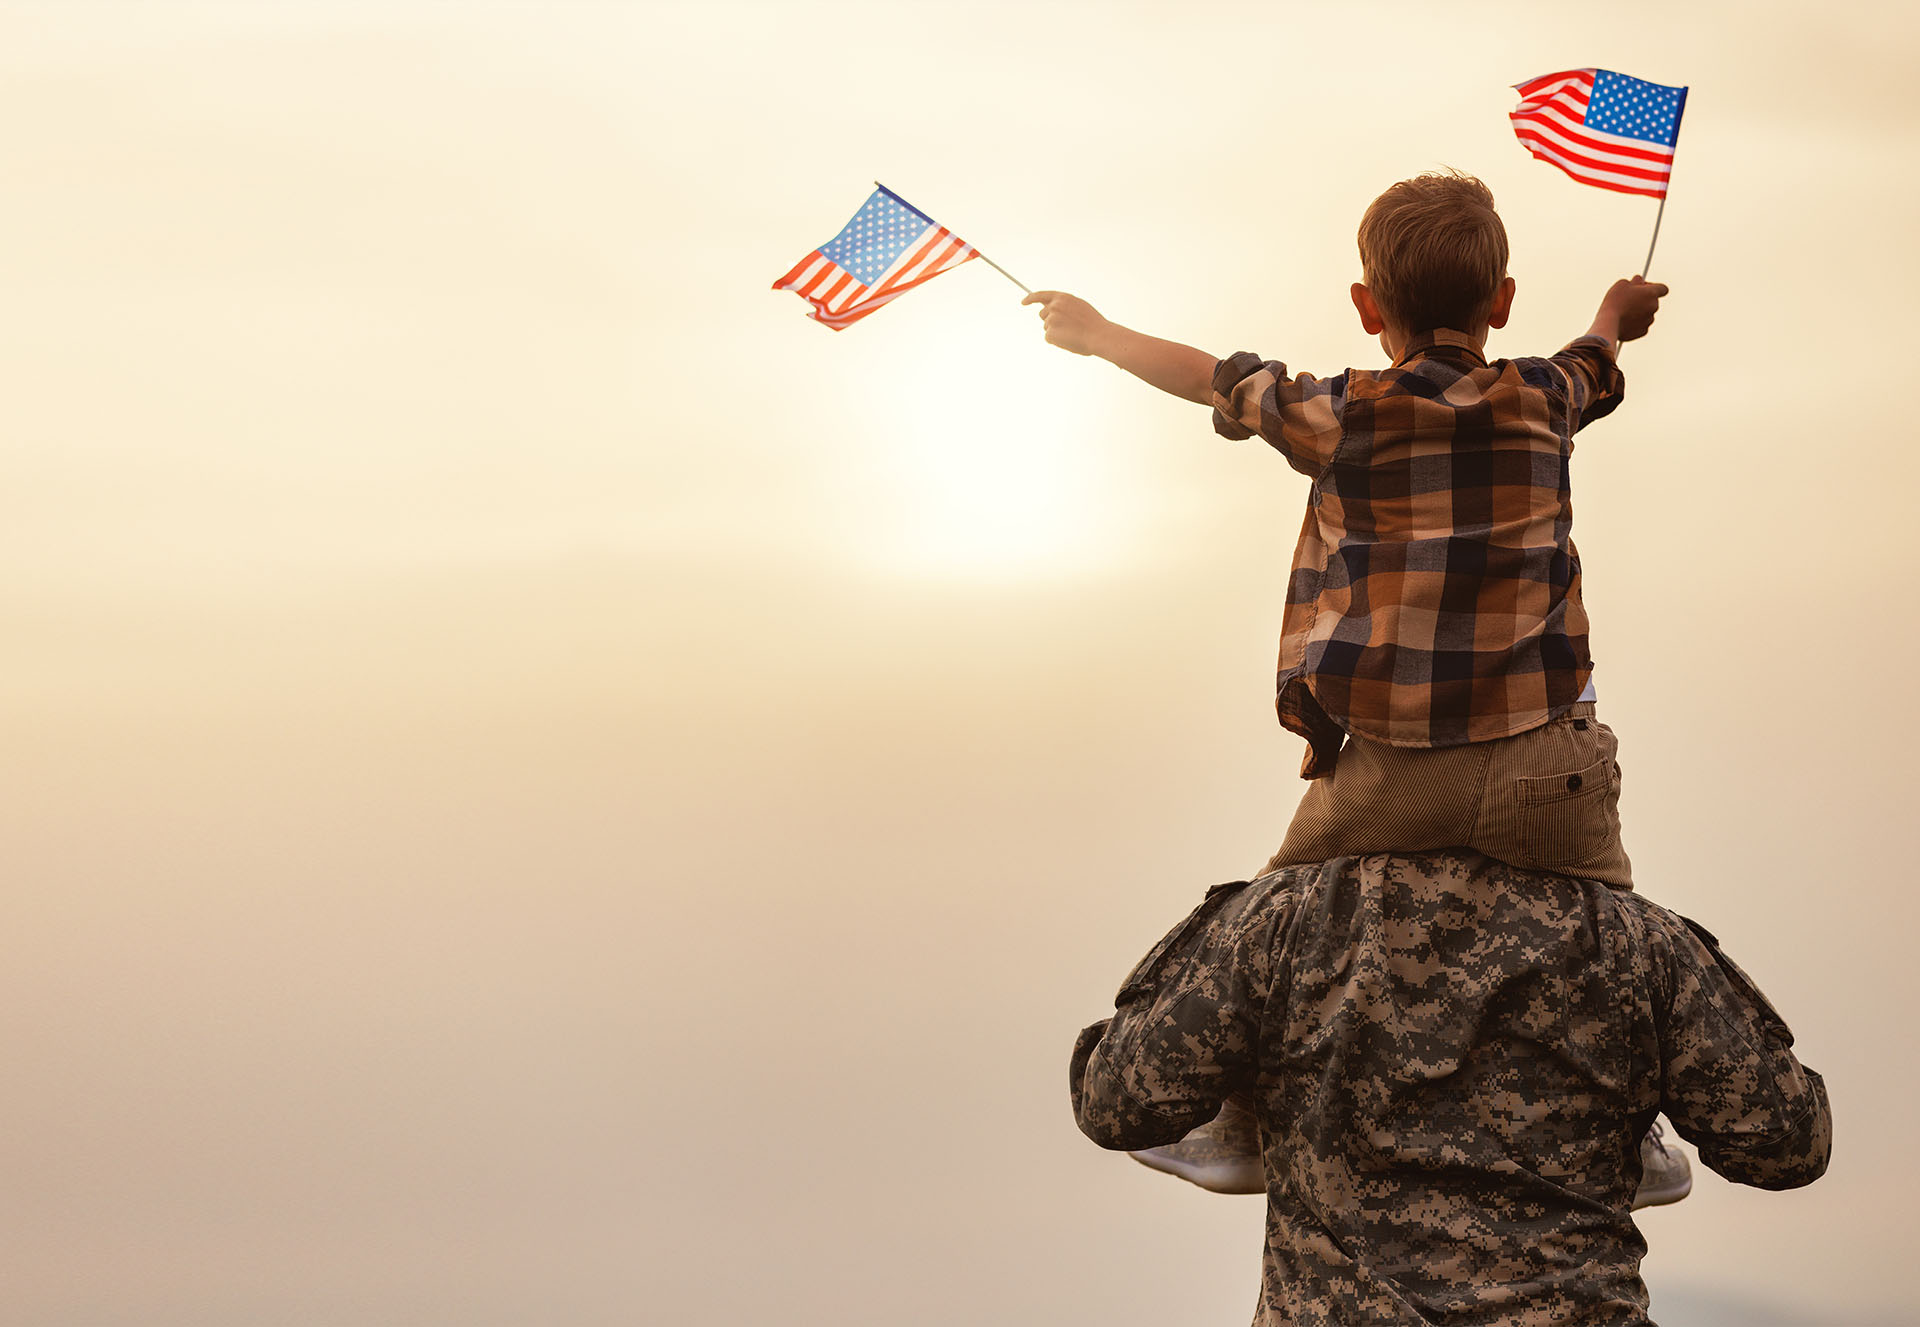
left=1027, top=171, right=1685, bottom=1203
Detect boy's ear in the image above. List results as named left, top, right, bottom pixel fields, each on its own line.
left=1486, top=275, right=1517, bottom=330
left=1350, top=283, right=1386, bottom=336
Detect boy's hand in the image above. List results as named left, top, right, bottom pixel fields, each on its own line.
left=1021, top=291, right=1218, bottom=405
left=1591, top=275, right=1670, bottom=344
left=1022, top=290, right=1113, bottom=357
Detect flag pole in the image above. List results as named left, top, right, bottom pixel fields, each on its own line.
left=874, top=180, right=1030, bottom=294
left=1639, top=84, right=1686, bottom=279
left=1640, top=192, right=1668, bottom=279
left=974, top=252, right=1031, bottom=295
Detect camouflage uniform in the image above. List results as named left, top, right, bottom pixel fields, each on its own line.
left=1070, top=852, right=1831, bottom=1325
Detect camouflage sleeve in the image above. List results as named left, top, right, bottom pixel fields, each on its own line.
left=1068, top=878, right=1289, bottom=1151
left=1652, top=910, right=1832, bottom=1189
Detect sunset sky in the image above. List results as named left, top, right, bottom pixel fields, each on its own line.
left=5, top=3, right=1917, bottom=1324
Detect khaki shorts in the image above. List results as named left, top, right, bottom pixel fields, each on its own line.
left=1262, top=703, right=1633, bottom=891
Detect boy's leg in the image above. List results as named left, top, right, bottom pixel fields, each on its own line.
left=1636, top=1119, right=1694, bottom=1209
left=1150, top=709, right=1646, bottom=1200
left=1127, top=1094, right=1264, bottom=1195
left=1258, top=735, right=1489, bottom=877
left=1471, top=703, right=1633, bottom=890
left=1148, top=738, right=1487, bottom=1200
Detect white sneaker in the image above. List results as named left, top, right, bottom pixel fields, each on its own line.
left=1632, top=1120, right=1693, bottom=1209
left=1127, top=1096, right=1264, bottom=1195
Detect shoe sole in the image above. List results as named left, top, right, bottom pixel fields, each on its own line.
left=1127, top=1148, right=1265, bottom=1195
left=1632, top=1171, right=1693, bottom=1209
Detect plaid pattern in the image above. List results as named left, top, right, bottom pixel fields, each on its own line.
left=1212, top=330, right=1623, bottom=777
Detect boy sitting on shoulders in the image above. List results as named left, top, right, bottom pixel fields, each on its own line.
left=1027, top=170, right=1680, bottom=1202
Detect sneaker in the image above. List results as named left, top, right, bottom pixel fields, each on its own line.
left=1128, top=1096, right=1264, bottom=1195
left=1632, top=1120, right=1693, bottom=1209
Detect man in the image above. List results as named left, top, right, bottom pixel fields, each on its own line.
left=1070, top=851, right=1831, bottom=1324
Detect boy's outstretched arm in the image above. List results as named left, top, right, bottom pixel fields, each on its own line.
left=1586, top=275, right=1670, bottom=347
left=1022, top=291, right=1216, bottom=405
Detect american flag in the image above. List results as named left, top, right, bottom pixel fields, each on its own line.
left=773, top=186, right=976, bottom=330
left=1509, top=69, right=1688, bottom=199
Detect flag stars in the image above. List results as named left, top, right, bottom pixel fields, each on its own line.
left=1586, top=68, right=1684, bottom=145
left=819, top=189, right=944, bottom=284
left=777, top=186, right=974, bottom=329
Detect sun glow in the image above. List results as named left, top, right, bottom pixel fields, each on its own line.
left=871, top=330, right=1124, bottom=581
left=888, top=427, right=1093, bottom=576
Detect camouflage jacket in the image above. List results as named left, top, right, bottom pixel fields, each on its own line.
left=1070, top=852, right=1831, bottom=1325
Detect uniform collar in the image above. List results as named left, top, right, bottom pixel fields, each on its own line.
left=1393, top=328, right=1488, bottom=369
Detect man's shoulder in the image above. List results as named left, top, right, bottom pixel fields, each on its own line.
left=1280, top=851, right=1678, bottom=948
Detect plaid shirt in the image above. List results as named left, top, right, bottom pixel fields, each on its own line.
left=1212, top=330, right=1624, bottom=777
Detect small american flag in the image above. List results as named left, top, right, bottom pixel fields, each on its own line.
left=773, top=185, right=976, bottom=330
left=1509, top=69, right=1688, bottom=199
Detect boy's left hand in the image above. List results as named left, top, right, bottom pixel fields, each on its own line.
left=1596, top=275, right=1670, bottom=343
left=1019, top=291, right=1219, bottom=405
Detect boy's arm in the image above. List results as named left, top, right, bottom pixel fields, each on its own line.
left=1551, top=275, right=1670, bottom=432
left=1024, top=290, right=1341, bottom=478
left=1022, top=291, right=1216, bottom=405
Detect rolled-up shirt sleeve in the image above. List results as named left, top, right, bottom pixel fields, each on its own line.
left=1211, top=352, right=1346, bottom=478
left=1653, top=913, right=1832, bottom=1190
left=1069, top=879, right=1288, bottom=1151
left=1548, top=335, right=1626, bottom=433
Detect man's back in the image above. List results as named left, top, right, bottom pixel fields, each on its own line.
left=1071, top=852, right=1830, bottom=1324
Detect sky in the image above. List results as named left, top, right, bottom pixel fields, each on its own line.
left=4, top=2, right=1918, bottom=1324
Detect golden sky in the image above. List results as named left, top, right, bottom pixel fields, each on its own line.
left=5, top=3, right=1917, bottom=1323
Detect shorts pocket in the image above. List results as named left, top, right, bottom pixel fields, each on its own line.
left=1513, top=755, right=1620, bottom=868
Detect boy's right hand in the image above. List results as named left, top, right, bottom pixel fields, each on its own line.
left=1022, top=290, right=1112, bottom=357
left=1594, top=275, right=1670, bottom=344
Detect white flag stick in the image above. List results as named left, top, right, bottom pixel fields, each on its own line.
left=1641, top=192, right=1669, bottom=279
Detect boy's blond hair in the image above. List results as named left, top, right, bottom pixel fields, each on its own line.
left=1357, top=171, right=1509, bottom=335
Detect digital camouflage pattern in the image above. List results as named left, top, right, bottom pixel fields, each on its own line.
left=1070, top=851, right=1831, bottom=1325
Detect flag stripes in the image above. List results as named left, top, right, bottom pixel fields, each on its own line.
left=1509, top=69, right=1685, bottom=199
left=772, top=188, right=977, bottom=331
